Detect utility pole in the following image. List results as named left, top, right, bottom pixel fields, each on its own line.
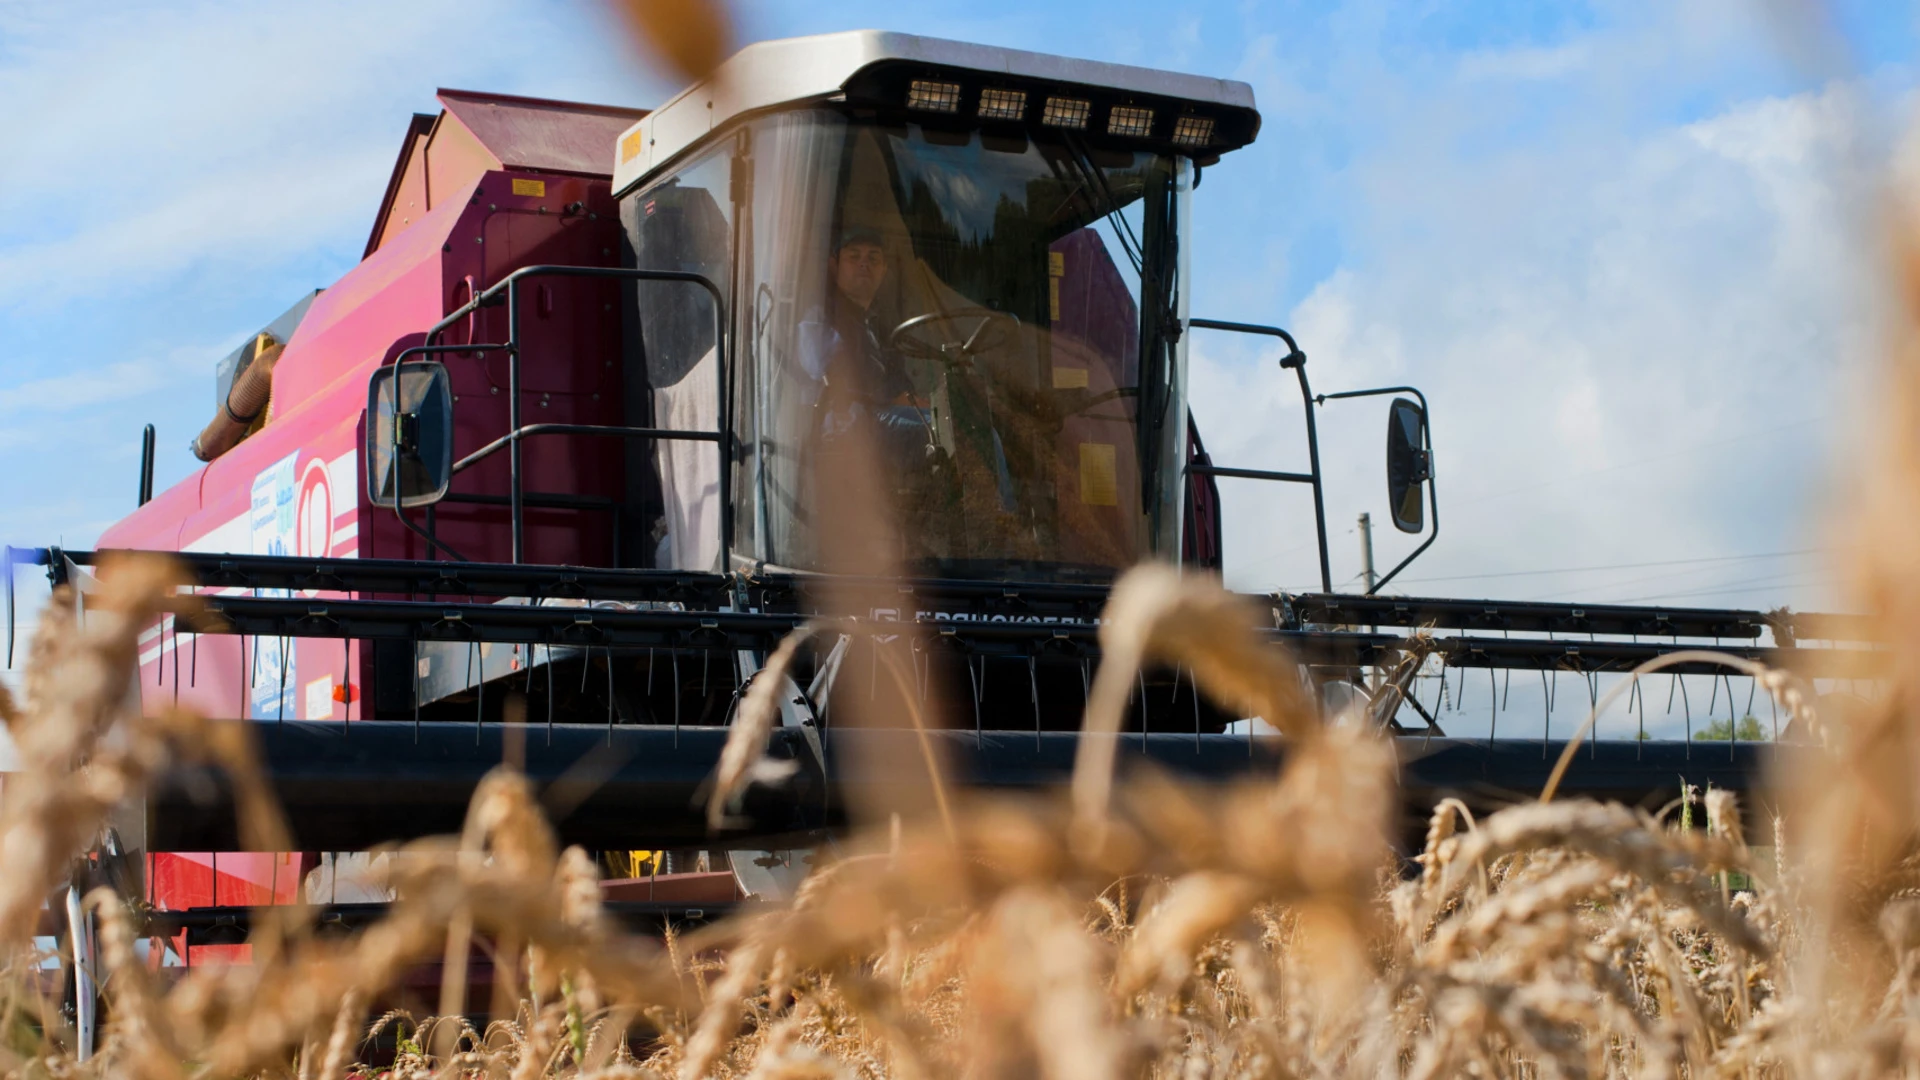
left=1358, top=512, right=1380, bottom=695
left=1358, top=512, right=1377, bottom=594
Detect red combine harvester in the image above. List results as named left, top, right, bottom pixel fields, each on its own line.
left=6, top=31, right=1879, bottom=1032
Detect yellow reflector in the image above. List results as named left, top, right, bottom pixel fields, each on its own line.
left=1053, top=366, right=1089, bottom=389
left=511, top=178, right=547, bottom=197
left=1079, top=443, right=1118, bottom=506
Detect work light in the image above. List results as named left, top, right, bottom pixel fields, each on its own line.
left=1041, top=95, right=1091, bottom=129
left=1107, top=105, right=1154, bottom=137
left=907, top=79, right=962, bottom=113
left=1170, top=114, right=1215, bottom=147
left=977, top=87, right=1027, bottom=121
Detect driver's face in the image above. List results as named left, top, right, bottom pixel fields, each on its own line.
left=831, top=241, right=888, bottom=310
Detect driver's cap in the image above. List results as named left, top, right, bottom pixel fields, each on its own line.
left=834, top=225, right=884, bottom=253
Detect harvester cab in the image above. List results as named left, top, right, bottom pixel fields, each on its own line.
left=375, top=31, right=1397, bottom=589
left=5, top=31, right=1884, bottom=993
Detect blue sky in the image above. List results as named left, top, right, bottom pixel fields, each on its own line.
left=1, top=0, right=1914, bottom=623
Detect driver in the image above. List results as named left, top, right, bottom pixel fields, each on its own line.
left=797, top=227, right=927, bottom=441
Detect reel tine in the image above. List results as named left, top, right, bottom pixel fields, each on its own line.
left=1581, top=671, right=1596, bottom=757
left=1487, top=667, right=1497, bottom=748
left=1680, top=673, right=1692, bottom=758
left=969, top=656, right=982, bottom=749
left=1539, top=666, right=1551, bottom=756
left=1028, top=655, right=1040, bottom=749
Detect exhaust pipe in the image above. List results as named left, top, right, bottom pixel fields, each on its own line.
left=191, top=333, right=284, bottom=462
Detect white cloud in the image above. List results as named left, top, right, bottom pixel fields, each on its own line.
left=1190, top=63, right=1875, bottom=743
left=1190, top=29, right=1880, bottom=633
left=0, top=332, right=225, bottom=408
left=0, top=0, right=684, bottom=553
left=0, top=150, right=391, bottom=309
left=1457, top=43, right=1590, bottom=82
left=0, top=0, right=680, bottom=311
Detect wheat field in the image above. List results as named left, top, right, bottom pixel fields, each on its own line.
left=0, top=527, right=1911, bottom=1080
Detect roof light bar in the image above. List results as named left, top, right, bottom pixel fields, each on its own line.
left=1108, top=105, right=1154, bottom=138
left=1041, top=96, right=1091, bottom=129
left=907, top=79, right=962, bottom=113
left=977, top=87, right=1027, bottom=121
left=1170, top=114, right=1215, bottom=148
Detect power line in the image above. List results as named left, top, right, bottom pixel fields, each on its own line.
left=1395, top=548, right=1819, bottom=586
left=1609, top=573, right=1831, bottom=606
left=1521, top=558, right=1822, bottom=604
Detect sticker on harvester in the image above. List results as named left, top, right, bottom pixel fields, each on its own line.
left=306, top=676, right=334, bottom=721
left=250, top=452, right=299, bottom=719
left=1053, top=366, right=1089, bottom=389
left=1079, top=443, right=1118, bottom=506
left=512, top=178, right=546, bottom=197
left=620, top=129, right=645, bottom=164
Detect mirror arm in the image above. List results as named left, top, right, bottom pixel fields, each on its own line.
left=1314, top=385, right=1439, bottom=594
left=396, top=498, right=470, bottom=564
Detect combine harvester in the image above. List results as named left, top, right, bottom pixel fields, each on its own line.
left=7, top=31, right=1881, bottom=990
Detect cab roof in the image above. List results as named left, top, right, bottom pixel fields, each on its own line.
left=612, top=30, right=1260, bottom=195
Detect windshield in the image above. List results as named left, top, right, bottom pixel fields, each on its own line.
left=632, top=109, right=1190, bottom=580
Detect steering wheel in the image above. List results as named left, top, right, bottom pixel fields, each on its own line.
left=887, top=308, right=1021, bottom=367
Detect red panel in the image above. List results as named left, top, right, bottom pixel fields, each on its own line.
left=150, top=852, right=310, bottom=910
left=187, top=944, right=252, bottom=967
left=599, top=872, right=742, bottom=903
left=149, top=853, right=212, bottom=909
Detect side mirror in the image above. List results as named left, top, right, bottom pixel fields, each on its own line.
left=367, top=361, right=453, bottom=509
left=1385, top=397, right=1430, bottom=534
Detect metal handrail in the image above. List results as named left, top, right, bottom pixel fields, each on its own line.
left=416, top=265, right=732, bottom=568
left=1186, top=318, right=1332, bottom=592
left=451, top=424, right=722, bottom=475
left=1187, top=463, right=1316, bottom=485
